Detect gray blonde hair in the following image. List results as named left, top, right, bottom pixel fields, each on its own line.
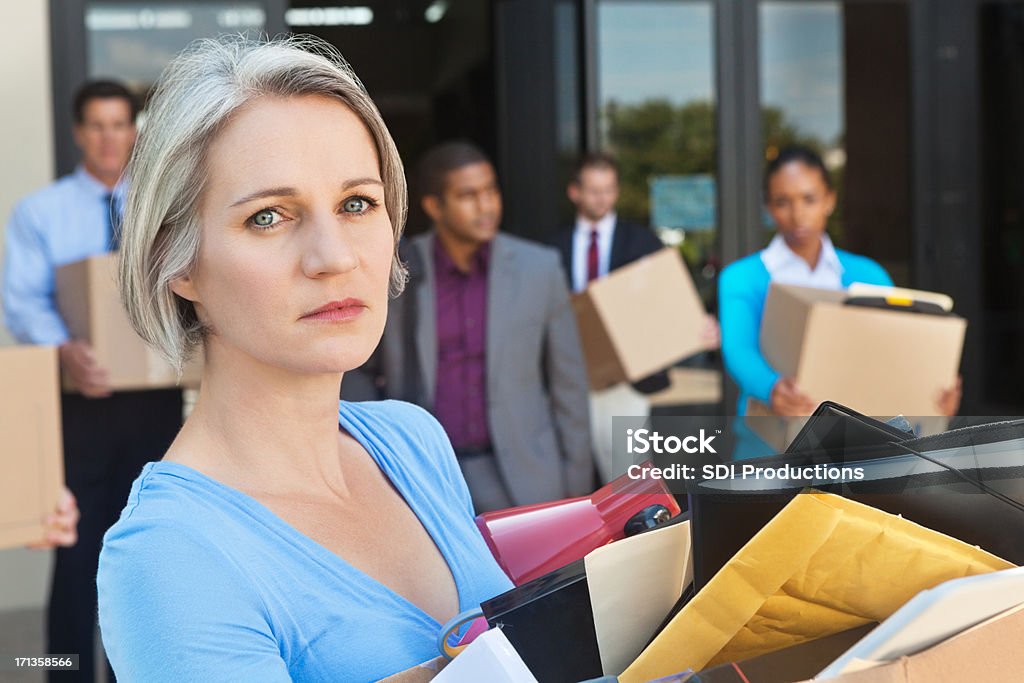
left=119, top=35, right=408, bottom=371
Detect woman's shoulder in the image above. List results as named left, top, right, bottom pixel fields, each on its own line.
left=338, top=399, right=445, bottom=444
left=101, top=462, right=246, bottom=555
left=339, top=400, right=471, bottom=513
left=834, top=248, right=892, bottom=284
left=719, top=252, right=770, bottom=292
left=338, top=400, right=453, bottom=470
left=98, top=466, right=249, bottom=616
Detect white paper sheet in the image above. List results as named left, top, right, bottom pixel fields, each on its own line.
left=584, top=519, right=692, bottom=676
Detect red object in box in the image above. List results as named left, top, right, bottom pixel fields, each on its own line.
left=475, top=463, right=681, bottom=585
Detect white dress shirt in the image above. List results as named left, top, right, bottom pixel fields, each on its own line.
left=571, top=211, right=617, bottom=293
left=760, top=233, right=844, bottom=290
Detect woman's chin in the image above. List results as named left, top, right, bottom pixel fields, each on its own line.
left=785, top=230, right=821, bottom=247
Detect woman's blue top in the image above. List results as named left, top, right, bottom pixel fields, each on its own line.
left=97, top=400, right=513, bottom=682
left=718, top=247, right=893, bottom=415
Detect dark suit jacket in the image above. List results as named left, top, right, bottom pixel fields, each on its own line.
left=342, top=231, right=594, bottom=506
left=547, top=218, right=671, bottom=393
left=548, top=218, right=665, bottom=282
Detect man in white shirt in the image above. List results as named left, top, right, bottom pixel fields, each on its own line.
left=548, top=154, right=718, bottom=481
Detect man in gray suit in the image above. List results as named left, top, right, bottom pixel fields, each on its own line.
left=343, top=141, right=593, bottom=512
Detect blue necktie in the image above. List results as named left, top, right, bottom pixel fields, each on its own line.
left=104, top=193, right=121, bottom=252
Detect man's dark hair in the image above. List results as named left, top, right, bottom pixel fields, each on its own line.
left=571, top=152, right=619, bottom=185
left=416, top=141, right=491, bottom=199
left=764, top=145, right=832, bottom=194
left=73, top=80, right=139, bottom=124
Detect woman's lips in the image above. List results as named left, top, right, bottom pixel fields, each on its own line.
left=300, top=299, right=367, bottom=322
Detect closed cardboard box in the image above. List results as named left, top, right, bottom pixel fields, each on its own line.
left=759, top=284, right=965, bottom=416
left=571, top=248, right=713, bottom=391
left=0, top=345, right=64, bottom=549
left=56, top=253, right=200, bottom=392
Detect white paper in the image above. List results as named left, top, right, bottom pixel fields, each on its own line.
left=433, top=628, right=538, bottom=683
left=584, top=519, right=692, bottom=676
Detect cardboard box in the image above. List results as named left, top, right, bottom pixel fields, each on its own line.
left=375, top=657, right=447, bottom=683
left=571, top=248, right=713, bottom=391
left=55, top=253, right=201, bottom=392
left=749, top=284, right=965, bottom=449
left=803, top=604, right=1024, bottom=682
left=0, top=345, right=64, bottom=549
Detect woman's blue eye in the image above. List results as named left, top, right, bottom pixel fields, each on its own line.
left=252, top=209, right=278, bottom=227
left=343, top=197, right=368, bottom=213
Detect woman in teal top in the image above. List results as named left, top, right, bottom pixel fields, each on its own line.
left=719, top=146, right=959, bottom=421
left=96, top=36, right=512, bottom=681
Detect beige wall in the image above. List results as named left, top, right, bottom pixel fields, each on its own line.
left=0, top=0, right=56, bottom=611
left=0, top=0, right=55, bottom=347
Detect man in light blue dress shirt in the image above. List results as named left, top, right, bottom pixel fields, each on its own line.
left=2, top=81, right=183, bottom=683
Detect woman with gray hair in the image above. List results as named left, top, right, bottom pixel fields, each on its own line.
left=97, top=36, right=512, bottom=681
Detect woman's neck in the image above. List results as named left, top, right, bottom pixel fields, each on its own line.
left=166, top=342, right=350, bottom=499
left=785, top=235, right=824, bottom=270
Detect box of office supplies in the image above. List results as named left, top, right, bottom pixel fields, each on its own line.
left=759, top=283, right=965, bottom=417
left=746, top=283, right=965, bottom=456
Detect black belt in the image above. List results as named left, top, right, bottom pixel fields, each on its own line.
left=454, top=446, right=493, bottom=459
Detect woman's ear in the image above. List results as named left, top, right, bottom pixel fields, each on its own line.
left=170, top=275, right=200, bottom=303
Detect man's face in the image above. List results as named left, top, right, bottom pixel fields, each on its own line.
left=425, top=161, right=502, bottom=246
left=568, top=166, right=619, bottom=223
left=73, top=97, right=136, bottom=181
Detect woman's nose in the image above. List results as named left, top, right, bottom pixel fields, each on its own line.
left=301, top=211, right=359, bottom=278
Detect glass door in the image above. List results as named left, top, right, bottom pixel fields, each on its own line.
left=593, top=0, right=719, bottom=304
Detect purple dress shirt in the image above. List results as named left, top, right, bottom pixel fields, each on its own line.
left=433, top=239, right=492, bottom=451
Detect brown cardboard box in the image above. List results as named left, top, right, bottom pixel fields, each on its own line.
left=749, top=284, right=965, bottom=449
left=55, top=253, right=200, bottom=392
left=799, top=605, right=1024, bottom=682
left=375, top=657, right=447, bottom=683
left=0, top=345, right=64, bottom=549
left=571, top=248, right=713, bottom=391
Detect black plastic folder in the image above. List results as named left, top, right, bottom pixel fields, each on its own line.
left=481, top=559, right=604, bottom=683
left=691, top=403, right=1024, bottom=590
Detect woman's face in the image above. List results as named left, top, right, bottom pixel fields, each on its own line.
left=174, top=94, right=394, bottom=375
left=765, top=161, right=836, bottom=249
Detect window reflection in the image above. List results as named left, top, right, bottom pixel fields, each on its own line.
left=596, top=0, right=717, bottom=302
left=759, top=1, right=844, bottom=238
left=86, top=2, right=266, bottom=103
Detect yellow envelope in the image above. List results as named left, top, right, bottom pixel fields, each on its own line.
left=620, top=492, right=1014, bottom=683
